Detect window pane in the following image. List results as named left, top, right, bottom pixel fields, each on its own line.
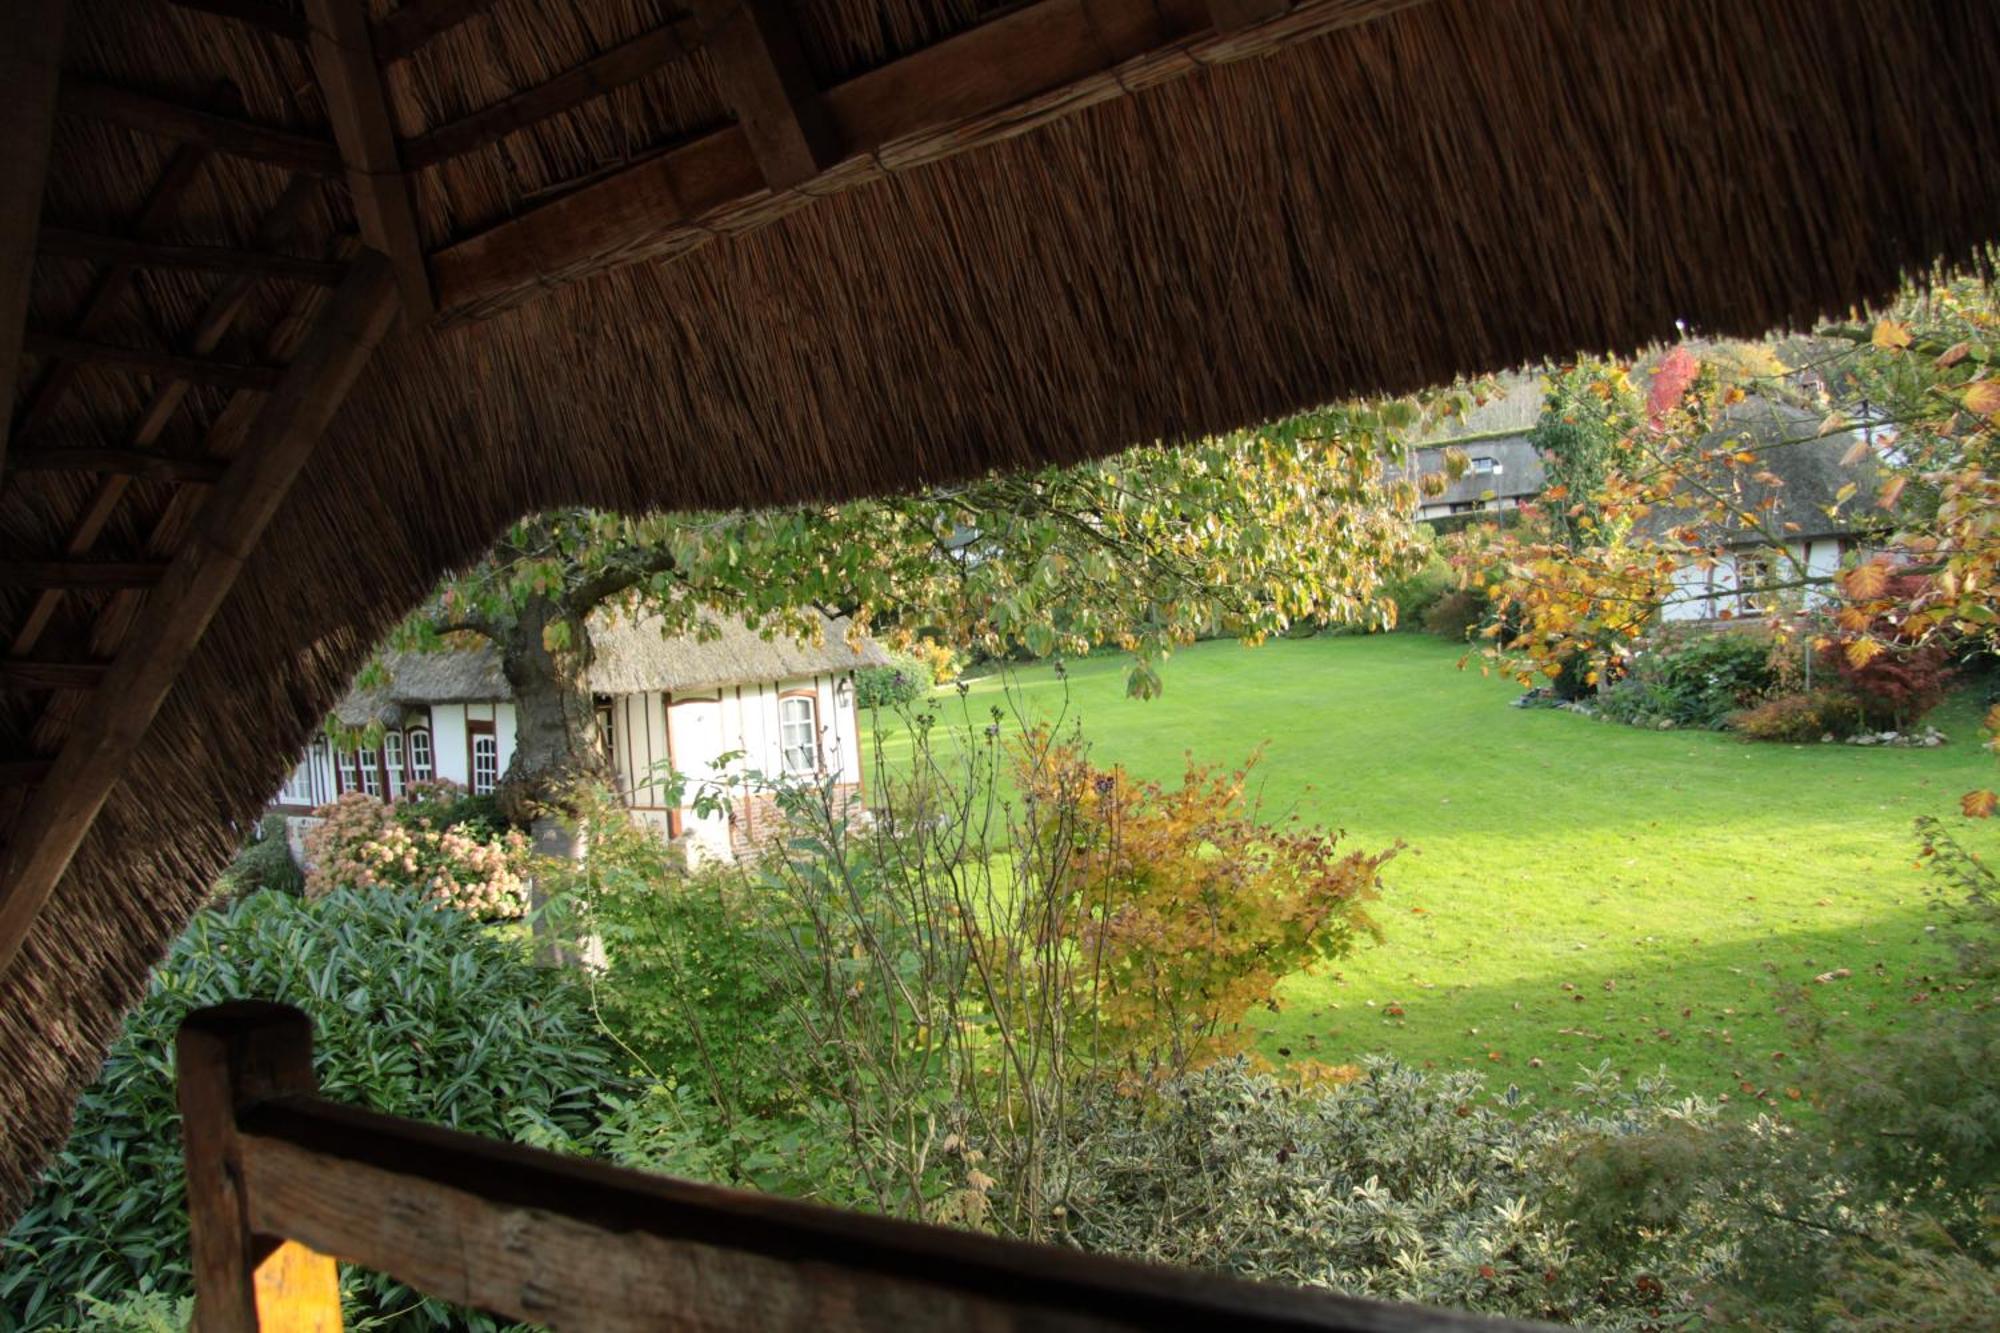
left=383, top=732, right=404, bottom=800
left=472, top=735, right=498, bottom=795
left=781, top=697, right=817, bottom=774
left=357, top=747, right=381, bottom=797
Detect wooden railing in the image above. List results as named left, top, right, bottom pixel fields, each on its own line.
left=177, top=1002, right=1549, bottom=1331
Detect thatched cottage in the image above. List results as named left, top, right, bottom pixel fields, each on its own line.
left=4, top=0, right=1997, bottom=1321
left=279, top=615, right=889, bottom=861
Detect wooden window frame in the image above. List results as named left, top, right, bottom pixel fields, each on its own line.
left=467, top=719, right=497, bottom=796
left=354, top=744, right=381, bottom=798
left=335, top=748, right=359, bottom=796
left=778, top=688, right=821, bottom=776
left=382, top=730, right=405, bottom=800
left=405, top=725, right=433, bottom=784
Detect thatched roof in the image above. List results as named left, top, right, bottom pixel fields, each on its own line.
left=0, top=0, right=1996, bottom=1218
left=336, top=613, right=890, bottom=724
left=1640, top=398, right=1885, bottom=545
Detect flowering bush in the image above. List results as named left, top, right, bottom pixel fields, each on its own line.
left=303, top=786, right=531, bottom=918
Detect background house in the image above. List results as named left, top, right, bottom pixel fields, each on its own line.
left=277, top=615, right=889, bottom=862
left=1404, top=376, right=1546, bottom=522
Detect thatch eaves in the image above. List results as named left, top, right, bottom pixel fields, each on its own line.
left=1, top=0, right=1997, bottom=1221
left=335, top=613, right=890, bottom=725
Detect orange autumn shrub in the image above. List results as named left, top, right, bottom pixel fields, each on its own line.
left=1013, top=729, right=1393, bottom=1078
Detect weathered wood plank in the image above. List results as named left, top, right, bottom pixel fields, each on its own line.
left=431, top=0, right=1422, bottom=321
left=694, top=0, right=837, bottom=190
left=58, top=79, right=344, bottom=175
left=36, top=228, right=346, bottom=286
left=306, top=0, right=435, bottom=322
left=20, top=331, right=285, bottom=391
left=0, top=253, right=398, bottom=979
left=0, top=0, right=69, bottom=470
left=231, top=1094, right=1525, bottom=1332
left=400, top=17, right=703, bottom=170
left=370, top=0, right=506, bottom=64
left=178, top=1003, right=343, bottom=1332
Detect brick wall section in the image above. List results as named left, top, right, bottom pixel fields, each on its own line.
left=728, top=783, right=864, bottom=862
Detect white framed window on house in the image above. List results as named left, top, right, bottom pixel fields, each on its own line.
left=356, top=745, right=381, bottom=797
left=1471, top=455, right=1500, bottom=474
left=382, top=731, right=405, bottom=800
left=406, top=727, right=433, bottom=783
left=278, top=755, right=315, bottom=807
left=1736, top=554, right=1771, bottom=616
left=780, top=694, right=820, bottom=776
left=469, top=722, right=498, bottom=795
left=336, top=748, right=359, bottom=795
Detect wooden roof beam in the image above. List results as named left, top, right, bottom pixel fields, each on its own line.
left=36, top=228, right=346, bottom=286
left=0, top=252, right=399, bottom=980
left=399, top=17, right=704, bottom=170
left=58, top=79, right=343, bottom=175
left=0, top=560, right=170, bottom=589
left=21, top=331, right=284, bottom=392
left=695, top=0, right=838, bottom=190
left=0, top=0, right=69, bottom=470
left=10, top=176, right=326, bottom=660
left=0, top=661, right=110, bottom=692
left=431, top=0, right=1422, bottom=320
left=10, top=447, right=228, bottom=485
left=370, top=0, right=506, bottom=64
left=1207, top=0, right=1292, bottom=28
left=307, top=0, right=435, bottom=322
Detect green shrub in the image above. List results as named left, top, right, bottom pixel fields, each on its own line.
left=1730, top=689, right=1867, bottom=741
left=1380, top=555, right=1454, bottom=630
left=216, top=813, right=303, bottom=897
left=1061, top=1058, right=1705, bottom=1326
left=1423, top=587, right=1489, bottom=641
left=1598, top=630, right=1778, bottom=729
left=0, top=889, right=620, bottom=1331
left=854, top=651, right=934, bottom=708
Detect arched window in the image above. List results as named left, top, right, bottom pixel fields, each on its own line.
left=336, top=748, right=359, bottom=795
left=406, top=727, right=433, bottom=783
left=779, top=694, right=819, bottom=775
left=355, top=745, right=381, bottom=797
left=382, top=730, right=405, bottom=800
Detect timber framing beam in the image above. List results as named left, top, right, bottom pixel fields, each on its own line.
left=36, top=228, right=346, bottom=286
left=430, top=0, right=1421, bottom=321
left=307, top=0, right=436, bottom=322
left=0, top=560, right=168, bottom=589
left=695, top=0, right=838, bottom=190
left=57, top=79, right=344, bottom=175
left=0, top=251, right=398, bottom=980
left=399, top=16, right=704, bottom=170
left=1, top=0, right=69, bottom=470
left=20, top=332, right=285, bottom=392
left=165, top=0, right=311, bottom=40
left=10, top=447, right=228, bottom=484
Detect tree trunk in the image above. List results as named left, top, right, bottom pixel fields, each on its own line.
left=493, top=594, right=611, bottom=965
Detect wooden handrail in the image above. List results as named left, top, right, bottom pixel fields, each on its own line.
left=178, top=1002, right=1549, bottom=1331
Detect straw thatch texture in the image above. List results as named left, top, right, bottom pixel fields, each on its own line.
left=335, top=611, right=889, bottom=723
left=2, top=0, right=1998, bottom=1218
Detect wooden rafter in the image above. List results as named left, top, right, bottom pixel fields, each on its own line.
left=0, top=0, right=69, bottom=469
left=58, top=79, right=343, bottom=175
left=431, top=0, right=1420, bottom=321
left=36, top=228, right=346, bottom=286
left=370, top=0, right=507, bottom=64
left=10, top=175, right=324, bottom=659
left=399, top=17, right=704, bottom=170
left=12, top=141, right=213, bottom=444
left=1207, top=0, right=1292, bottom=28
left=0, top=560, right=170, bottom=589
left=694, top=0, right=837, bottom=190
left=0, top=661, right=109, bottom=691
left=20, top=332, right=285, bottom=392
left=0, top=251, right=398, bottom=980
left=307, top=0, right=435, bottom=322
left=10, top=447, right=228, bottom=484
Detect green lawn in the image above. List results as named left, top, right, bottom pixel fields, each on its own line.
left=870, top=634, right=1994, bottom=1108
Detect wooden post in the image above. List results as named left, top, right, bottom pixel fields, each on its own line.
left=177, top=1002, right=343, bottom=1332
